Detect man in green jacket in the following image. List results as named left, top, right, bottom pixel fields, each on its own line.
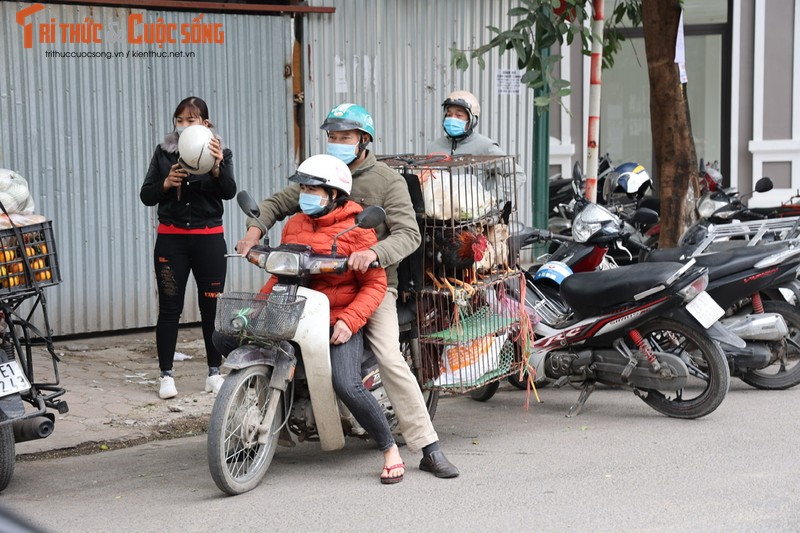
left=236, top=103, right=459, bottom=479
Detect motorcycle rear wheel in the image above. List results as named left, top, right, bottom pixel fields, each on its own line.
left=0, top=412, right=14, bottom=492
left=740, top=300, right=800, bottom=390
left=207, top=365, right=280, bottom=495
left=635, top=318, right=730, bottom=419
left=468, top=380, right=500, bottom=401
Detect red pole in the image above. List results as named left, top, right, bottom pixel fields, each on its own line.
left=584, top=0, right=604, bottom=202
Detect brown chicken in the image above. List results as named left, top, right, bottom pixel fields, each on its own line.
left=425, top=227, right=489, bottom=298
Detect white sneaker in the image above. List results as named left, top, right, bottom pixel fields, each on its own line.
left=159, top=376, right=177, bottom=399
left=205, top=374, right=224, bottom=394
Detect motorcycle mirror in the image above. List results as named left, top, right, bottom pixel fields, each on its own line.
left=572, top=161, right=583, bottom=183
left=631, top=207, right=660, bottom=225
left=237, top=191, right=261, bottom=218
left=754, top=177, right=773, bottom=193
left=237, top=191, right=270, bottom=240
left=355, top=205, right=386, bottom=229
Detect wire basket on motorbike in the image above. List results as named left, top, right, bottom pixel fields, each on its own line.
left=215, top=291, right=306, bottom=341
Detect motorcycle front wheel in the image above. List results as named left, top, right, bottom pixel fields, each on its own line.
left=0, top=412, right=14, bottom=492
left=207, top=365, right=280, bottom=495
left=740, top=300, right=800, bottom=390
left=635, top=318, right=730, bottom=419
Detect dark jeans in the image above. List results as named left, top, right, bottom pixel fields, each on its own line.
left=154, top=233, right=227, bottom=372
left=212, top=329, right=396, bottom=452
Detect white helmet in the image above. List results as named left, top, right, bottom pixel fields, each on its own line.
left=177, top=124, right=215, bottom=175
left=290, top=154, right=353, bottom=195
left=443, top=90, right=481, bottom=126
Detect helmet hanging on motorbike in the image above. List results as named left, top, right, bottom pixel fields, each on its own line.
left=177, top=124, right=216, bottom=175
left=290, top=154, right=353, bottom=196
left=533, top=261, right=573, bottom=285
left=441, top=90, right=480, bottom=138
left=606, top=162, right=652, bottom=202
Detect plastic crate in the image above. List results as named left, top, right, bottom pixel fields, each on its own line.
left=0, top=221, right=61, bottom=296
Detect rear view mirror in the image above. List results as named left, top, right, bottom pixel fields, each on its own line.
left=355, top=205, right=386, bottom=229
left=237, top=191, right=261, bottom=218
left=754, top=177, right=773, bottom=193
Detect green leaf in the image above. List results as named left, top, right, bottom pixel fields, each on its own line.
left=508, top=7, right=530, bottom=17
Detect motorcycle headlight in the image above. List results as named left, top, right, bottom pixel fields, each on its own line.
left=265, top=251, right=302, bottom=276
left=572, top=203, right=621, bottom=243
left=696, top=196, right=729, bottom=218
left=712, top=208, right=738, bottom=220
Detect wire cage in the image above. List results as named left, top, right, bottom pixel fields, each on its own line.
left=381, top=154, right=528, bottom=392
left=216, top=291, right=306, bottom=341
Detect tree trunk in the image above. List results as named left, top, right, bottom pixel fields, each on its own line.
left=641, top=0, right=699, bottom=248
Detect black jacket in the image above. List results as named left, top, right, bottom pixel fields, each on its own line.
left=140, top=132, right=236, bottom=229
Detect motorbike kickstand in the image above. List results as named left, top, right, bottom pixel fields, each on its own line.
left=567, top=382, right=595, bottom=418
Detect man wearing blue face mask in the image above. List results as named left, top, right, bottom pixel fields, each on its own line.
left=235, top=103, right=461, bottom=479
left=428, top=90, right=527, bottom=201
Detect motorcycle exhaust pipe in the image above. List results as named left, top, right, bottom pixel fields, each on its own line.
left=12, top=416, right=54, bottom=443
left=726, top=342, right=773, bottom=371
left=720, top=313, right=788, bottom=341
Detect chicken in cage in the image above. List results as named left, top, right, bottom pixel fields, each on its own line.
left=380, top=154, right=528, bottom=392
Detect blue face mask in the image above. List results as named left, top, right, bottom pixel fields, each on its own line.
left=443, top=117, right=468, bottom=137
left=299, top=192, right=326, bottom=215
left=175, top=126, right=187, bottom=135
left=327, top=142, right=358, bottom=165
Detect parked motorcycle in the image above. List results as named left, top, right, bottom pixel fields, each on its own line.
left=0, top=219, right=67, bottom=492
left=498, top=164, right=731, bottom=418
left=533, top=176, right=800, bottom=391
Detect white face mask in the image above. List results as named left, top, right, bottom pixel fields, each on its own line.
left=175, top=126, right=187, bottom=135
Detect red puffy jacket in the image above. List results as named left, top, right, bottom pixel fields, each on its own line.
left=261, top=201, right=387, bottom=334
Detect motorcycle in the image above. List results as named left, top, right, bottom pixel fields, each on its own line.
left=496, top=165, right=731, bottom=418
left=0, top=226, right=68, bottom=492
left=207, top=192, right=434, bottom=495
left=533, top=173, right=800, bottom=391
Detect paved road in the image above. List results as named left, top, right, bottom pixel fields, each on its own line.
left=2, top=381, right=800, bottom=532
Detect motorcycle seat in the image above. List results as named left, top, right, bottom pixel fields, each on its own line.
left=560, top=261, right=686, bottom=314
left=648, top=242, right=794, bottom=281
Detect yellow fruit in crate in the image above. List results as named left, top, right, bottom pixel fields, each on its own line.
left=1, top=250, right=15, bottom=262
left=9, top=262, right=23, bottom=274
left=0, top=265, right=6, bottom=277
left=39, top=244, right=47, bottom=255
left=25, top=246, right=35, bottom=257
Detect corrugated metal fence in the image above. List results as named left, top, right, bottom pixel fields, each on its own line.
left=0, top=2, right=295, bottom=336
left=303, top=0, right=544, bottom=224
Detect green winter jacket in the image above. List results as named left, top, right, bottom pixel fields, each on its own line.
left=249, top=151, right=421, bottom=289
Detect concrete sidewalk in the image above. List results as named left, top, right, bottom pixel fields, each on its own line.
left=15, top=326, right=216, bottom=458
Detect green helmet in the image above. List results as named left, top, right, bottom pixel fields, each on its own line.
left=320, top=103, right=375, bottom=141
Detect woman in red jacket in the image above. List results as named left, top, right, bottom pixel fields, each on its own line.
left=260, top=154, right=404, bottom=484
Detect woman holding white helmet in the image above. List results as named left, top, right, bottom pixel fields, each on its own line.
left=217, top=154, right=406, bottom=483
left=140, top=96, right=236, bottom=400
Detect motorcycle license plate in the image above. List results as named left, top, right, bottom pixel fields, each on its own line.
left=685, top=291, right=725, bottom=329
left=0, top=361, right=30, bottom=398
